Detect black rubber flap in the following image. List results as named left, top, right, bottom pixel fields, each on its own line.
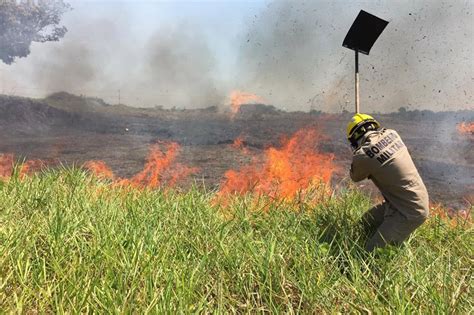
left=343, top=10, right=389, bottom=55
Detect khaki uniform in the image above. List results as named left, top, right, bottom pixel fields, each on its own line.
left=350, top=128, right=429, bottom=251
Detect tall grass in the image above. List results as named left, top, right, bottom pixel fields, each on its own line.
left=0, top=167, right=472, bottom=313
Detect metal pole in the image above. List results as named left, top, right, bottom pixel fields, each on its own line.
left=355, top=50, right=360, bottom=113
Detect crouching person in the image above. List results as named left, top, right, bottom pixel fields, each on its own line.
left=346, top=114, right=429, bottom=252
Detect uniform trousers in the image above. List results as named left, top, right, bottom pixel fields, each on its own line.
left=361, top=202, right=426, bottom=252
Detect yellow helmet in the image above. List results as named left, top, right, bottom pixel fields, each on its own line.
left=346, top=113, right=381, bottom=142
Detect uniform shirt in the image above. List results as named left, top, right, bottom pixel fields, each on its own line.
left=350, top=128, right=429, bottom=220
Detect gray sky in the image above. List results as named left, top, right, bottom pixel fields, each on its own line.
left=0, top=0, right=472, bottom=112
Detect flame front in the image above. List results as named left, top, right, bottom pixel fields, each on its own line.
left=0, top=153, right=14, bottom=179
left=430, top=202, right=472, bottom=228
left=84, top=161, right=114, bottom=180
left=457, top=122, right=474, bottom=135
left=0, top=153, right=45, bottom=179
left=84, top=141, right=199, bottom=189
left=231, top=135, right=250, bottom=155
left=229, top=90, right=264, bottom=116
left=218, top=128, right=337, bottom=203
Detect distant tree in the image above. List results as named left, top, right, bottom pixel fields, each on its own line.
left=309, top=109, right=322, bottom=115
left=0, top=0, right=71, bottom=65
left=398, top=106, right=407, bottom=114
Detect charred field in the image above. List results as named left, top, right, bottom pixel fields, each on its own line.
left=0, top=92, right=472, bottom=208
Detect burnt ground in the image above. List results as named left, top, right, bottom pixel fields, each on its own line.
left=0, top=93, right=473, bottom=209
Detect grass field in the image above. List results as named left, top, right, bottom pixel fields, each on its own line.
left=0, top=167, right=472, bottom=313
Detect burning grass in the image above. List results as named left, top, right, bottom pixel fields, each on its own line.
left=457, top=121, right=474, bottom=135
left=1, top=142, right=199, bottom=190
left=230, top=135, right=249, bottom=154
left=430, top=202, right=472, bottom=228
left=218, top=128, right=337, bottom=206
left=0, top=167, right=472, bottom=313
left=84, top=141, right=199, bottom=189
left=0, top=153, right=46, bottom=179
left=228, top=90, right=265, bottom=118
left=1, top=128, right=337, bottom=204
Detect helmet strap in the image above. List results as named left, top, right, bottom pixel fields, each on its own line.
left=349, top=122, right=379, bottom=148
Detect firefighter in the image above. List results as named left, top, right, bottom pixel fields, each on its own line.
left=347, top=113, right=429, bottom=251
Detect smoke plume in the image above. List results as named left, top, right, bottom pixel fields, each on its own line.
left=237, top=0, right=473, bottom=112
left=135, top=24, right=224, bottom=108
left=2, top=4, right=225, bottom=108
left=1, top=0, right=472, bottom=112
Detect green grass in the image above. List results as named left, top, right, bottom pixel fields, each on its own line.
left=0, top=167, right=472, bottom=313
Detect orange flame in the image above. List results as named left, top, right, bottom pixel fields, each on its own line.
left=19, top=159, right=45, bottom=178
left=217, top=128, right=337, bottom=203
left=457, top=122, right=474, bottom=135
left=0, top=153, right=14, bottom=179
left=229, top=90, right=264, bottom=117
left=84, top=141, right=199, bottom=189
left=430, top=202, right=472, bottom=228
left=0, top=153, right=45, bottom=179
left=231, top=135, right=250, bottom=155
left=83, top=161, right=115, bottom=180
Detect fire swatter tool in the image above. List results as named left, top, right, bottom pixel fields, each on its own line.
left=343, top=10, right=389, bottom=113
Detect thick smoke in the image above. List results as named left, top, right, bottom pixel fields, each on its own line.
left=135, top=24, right=224, bottom=108
left=27, top=30, right=97, bottom=93
left=2, top=4, right=225, bottom=108
left=238, top=0, right=473, bottom=112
